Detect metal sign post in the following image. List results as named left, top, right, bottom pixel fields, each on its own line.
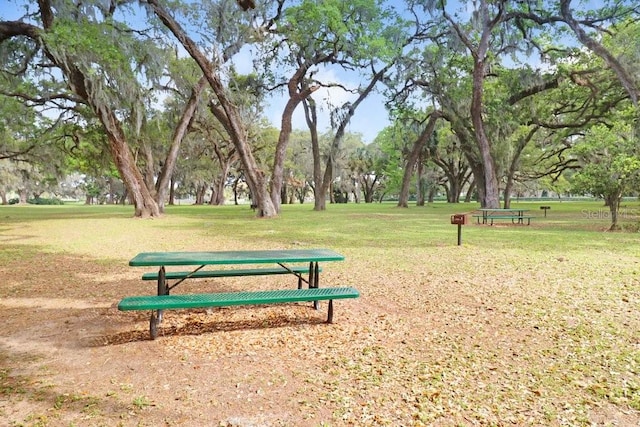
left=450, top=214, right=468, bottom=246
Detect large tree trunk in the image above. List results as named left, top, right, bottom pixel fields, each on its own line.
left=468, top=160, right=486, bottom=205
left=442, top=113, right=479, bottom=204
left=416, top=160, right=425, bottom=206
left=398, top=112, right=441, bottom=207
left=98, top=107, right=161, bottom=217
left=302, top=97, right=327, bottom=211
left=156, top=76, right=207, bottom=212
left=503, top=179, right=512, bottom=209
left=449, top=177, right=460, bottom=203
left=605, top=193, right=622, bottom=231
left=148, top=0, right=277, bottom=218
left=470, top=59, right=500, bottom=208
left=18, top=189, right=27, bottom=204
left=271, top=85, right=317, bottom=212
left=316, top=65, right=389, bottom=211
left=428, top=187, right=436, bottom=203
left=194, top=184, right=207, bottom=205
left=445, top=1, right=501, bottom=209
left=210, top=159, right=230, bottom=205
left=22, top=0, right=162, bottom=217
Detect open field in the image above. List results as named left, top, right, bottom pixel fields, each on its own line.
left=1, top=200, right=639, bottom=426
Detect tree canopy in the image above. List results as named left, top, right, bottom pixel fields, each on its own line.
left=0, top=0, right=638, bottom=221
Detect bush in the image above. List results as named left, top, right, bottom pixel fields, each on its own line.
left=27, top=197, right=64, bottom=205
left=8, top=198, right=19, bottom=205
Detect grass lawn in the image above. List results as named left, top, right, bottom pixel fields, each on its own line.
left=0, top=200, right=639, bottom=426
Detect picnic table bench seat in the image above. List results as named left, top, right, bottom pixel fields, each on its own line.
left=472, top=214, right=534, bottom=225
left=141, top=265, right=320, bottom=281
left=118, top=287, right=360, bottom=339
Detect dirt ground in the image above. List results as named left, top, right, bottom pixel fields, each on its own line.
left=1, top=235, right=640, bottom=426
left=2, top=248, right=412, bottom=426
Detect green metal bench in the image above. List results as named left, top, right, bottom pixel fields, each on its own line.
left=118, top=287, right=360, bottom=340
left=472, top=214, right=534, bottom=225
left=141, top=266, right=320, bottom=289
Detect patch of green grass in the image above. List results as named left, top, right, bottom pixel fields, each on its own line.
left=50, top=393, right=103, bottom=417
left=3, top=199, right=638, bottom=256
left=131, top=395, right=151, bottom=410
left=0, top=368, right=28, bottom=396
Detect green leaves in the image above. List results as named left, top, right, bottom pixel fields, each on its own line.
left=41, top=13, right=165, bottom=112
left=570, top=113, right=640, bottom=222
left=282, top=0, right=405, bottom=62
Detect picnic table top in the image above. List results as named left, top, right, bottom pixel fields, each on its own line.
left=477, top=208, right=530, bottom=213
left=129, top=248, right=345, bottom=267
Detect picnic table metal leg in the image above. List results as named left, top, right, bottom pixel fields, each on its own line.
left=312, top=261, right=320, bottom=310
left=327, top=299, right=334, bottom=323
left=149, top=311, right=160, bottom=340
left=157, top=266, right=168, bottom=295
left=307, top=262, right=314, bottom=290
left=301, top=262, right=313, bottom=290
left=149, top=266, right=171, bottom=339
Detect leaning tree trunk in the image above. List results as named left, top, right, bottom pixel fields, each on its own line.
left=2, top=0, right=161, bottom=218
left=465, top=180, right=476, bottom=203
left=416, top=160, right=426, bottom=206
left=67, top=75, right=160, bottom=216
left=560, top=0, right=639, bottom=106
left=98, top=106, right=161, bottom=217
left=503, top=184, right=512, bottom=208
left=398, top=112, right=441, bottom=208
left=318, top=157, right=334, bottom=210
left=54, top=33, right=160, bottom=216
left=315, top=65, right=389, bottom=211
left=470, top=66, right=500, bottom=208
left=148, top=0, right=276, bottom=218
left=271, top=82, right=318, bottom=212
left=156, top=76, right=207, bottom=212
left=303, top=98, right=326, bottom=211
left=606, top=193, right=622, bottom=231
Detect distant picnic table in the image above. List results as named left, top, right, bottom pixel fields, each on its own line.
left=118, top=249, right=359, bottom=339
left=473, top=208, right=534, bottom=225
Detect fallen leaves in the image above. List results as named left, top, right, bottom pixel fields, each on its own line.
left=2, top=231, right=640, bottom=425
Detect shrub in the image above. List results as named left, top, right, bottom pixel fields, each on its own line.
left=27, top=197, right=64, bottom=205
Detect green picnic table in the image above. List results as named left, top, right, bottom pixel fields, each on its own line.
left=119, top=249, right=359, bottom=339
left=473, top=208, right=534, bottom=225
